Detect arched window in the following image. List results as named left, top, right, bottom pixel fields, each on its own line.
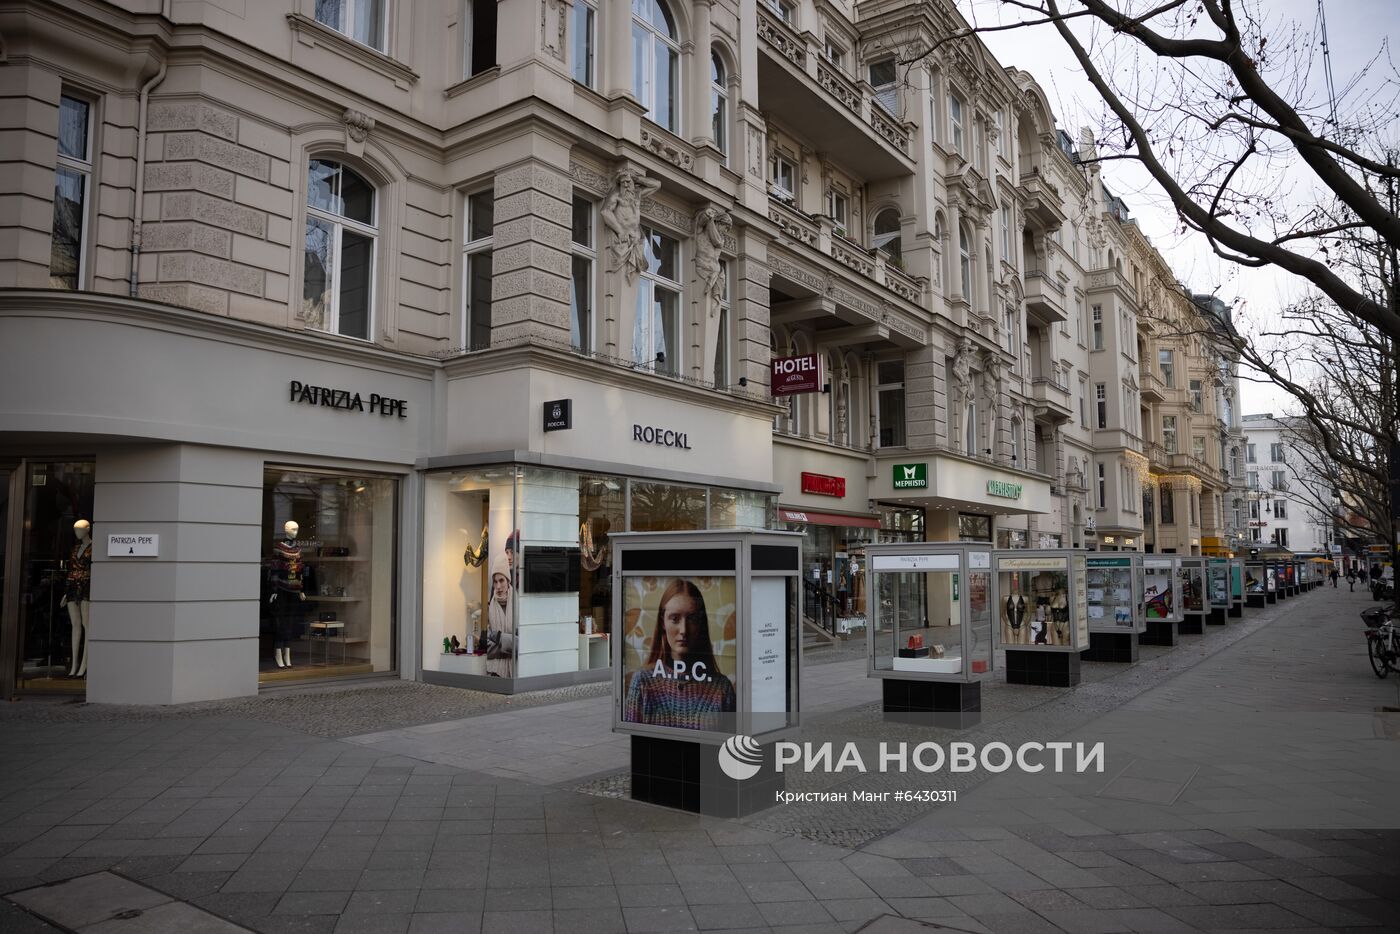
left=304, top=158, right=377, bottom=341
left=958, top=226, right=971, bottom=299
left=873, top=208, right=901, bottom=260
left=632, top=0, right=680, bottom=133
left=711, top=51, right=728, bottom=159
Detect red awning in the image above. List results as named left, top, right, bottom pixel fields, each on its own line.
left=778, top=508, right=881, bottom=528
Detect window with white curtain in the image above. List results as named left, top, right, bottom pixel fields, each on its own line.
left=634, top=226, right=680, bottom=376
left=870, top=59, right=897, bottom=114
left=958, top=227, right=971, bottom=298
left=873, top=209, right=902, bottom=260
left=949, top=93, right=965, bottom=153
left=632, top=0, right=680, bottom=133
left=315, top=0, right=387, bottom=52
left=570, top=195, right=594, bottom=353
left=711, top=52, right=728, bottom=159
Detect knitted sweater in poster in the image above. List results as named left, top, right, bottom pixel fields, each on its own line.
left=623, top=671, right=736, bottom=731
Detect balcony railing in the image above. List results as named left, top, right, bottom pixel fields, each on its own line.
left=767, top=197, right=926, bottom=307
left=757, top=8, right=911, bottom=155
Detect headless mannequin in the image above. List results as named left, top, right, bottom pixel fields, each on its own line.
left=268, top=520, right=306, bottom=669
left=59, top=519, right=92, bottom=677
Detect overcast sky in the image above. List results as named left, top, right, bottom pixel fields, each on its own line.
left=960, top=0, right=1397, bottom=417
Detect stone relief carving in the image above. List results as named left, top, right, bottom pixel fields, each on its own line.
left=950, top=336, right=976, bottom=414
left=541, top=0, right=566, bottom=62
left=694, top=205, right=732, bottom=319
left=569, top=161, right=610, bottom=195
left=640, top=126, right=694, bottom=170
left=342, top=109, right=375, bottom=142
left=601, top=166, right=661, bottom=284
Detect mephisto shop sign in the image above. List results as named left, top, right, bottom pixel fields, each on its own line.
left=288, top=380, right=409, bottom=418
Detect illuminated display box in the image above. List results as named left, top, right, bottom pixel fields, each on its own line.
left=992, top=550, right=1088, bottom=687
left=609, top=529, right=801, bottom=817
left=864, top=543, right=994, bottom=728
left=1229, top=558, right=1246, bottom=617
left=1083, top=553, right=1144, bottom=663
left=1141, top=556, right=1182, bottom=645
left=1207, top=558, right=1230, bottom=624
left=1177, top=557, right=1209, bottom=634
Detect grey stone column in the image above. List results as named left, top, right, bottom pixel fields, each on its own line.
left=733, top=225, right=771, bottom=390
left=491, top=158, right=573, bottom=347
left=905, top=344, right=939, bottom=449
left=87, top=444, right=263, bottom=705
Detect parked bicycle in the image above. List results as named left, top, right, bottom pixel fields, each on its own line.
left=1363, top=605, right=1400, bottom=678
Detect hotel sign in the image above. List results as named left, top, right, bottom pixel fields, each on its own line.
left=770, top=353, right=824, bottom=396
left=892, top=463, right=927, bottom=489
left=987, top=480, right=1023, bottom=499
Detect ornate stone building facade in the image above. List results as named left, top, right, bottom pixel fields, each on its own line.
left=1, top=0, right=1243, bottom=702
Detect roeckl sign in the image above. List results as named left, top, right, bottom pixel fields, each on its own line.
left=770, top=353, right=823, bottom=396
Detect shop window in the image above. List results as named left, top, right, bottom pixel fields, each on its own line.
left=633, top=227, right=680, bottom=376
left=875, top=359, right=905, bottom=448
left=316, top=0, right=388, bottom=52
left=304, top=159, right=376, bottom=341
left=710, top=489, right=775, bottom=530
left=631, top=481, right=707, bottom=532
left=262, top=467, right=397, bottom=681
left=571, top=195, right=594, bottom=353
left=571, top=0, right=596, bottom=86
left=711, top=51, right=728, bottom=159
left=632, top=0, right=680, bottom=133
left=958, top=513, right=992, bottom=542
left=11, top=460, right=95, bottom=693
left=50, top=94, right=92, bottom=290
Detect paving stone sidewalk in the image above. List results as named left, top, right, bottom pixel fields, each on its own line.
left=1, top=586, right=1396, bottom=933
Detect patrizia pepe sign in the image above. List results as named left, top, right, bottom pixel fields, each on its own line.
left=986, top=479, right=1023, bottom=499
left=289, top=380, right=408, bottom=418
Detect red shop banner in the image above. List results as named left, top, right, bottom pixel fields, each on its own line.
left=770, top=353, right=824, bottom=395
left=800, top=472, right=846, bottom=498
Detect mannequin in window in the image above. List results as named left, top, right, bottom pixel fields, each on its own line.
left=268, top=520, right=306, bottom=669
left=59, top=519, right=92, bottom=678
left=1003, top=577, right=1026, bottom=643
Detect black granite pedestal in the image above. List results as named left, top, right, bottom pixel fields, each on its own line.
left=1228, top=601, right=1244, bottom=617
left=882, top=679, right=981, bottom=729
left=1005, top=649, right=1081, bottom=687
left=1266, top=590, right=1277, bottom=604
left=630, top=735, right=783, bottom=818
left=1277, top=587, right=1289, bottom=600
left=1083, top=631, right=1139, bottom=662
left=1207, top=607, right=1226, bottom=625
left=1139, top=619, right=1177, bottom=646
left=1179, top=613, right=1205, bottom=635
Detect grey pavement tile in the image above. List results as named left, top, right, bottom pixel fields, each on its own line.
left=552, top=886, right=620, bottom=910
left=620, top=905, right=696, bottom=932
left=616, top=884, right=686, bottom=908
left=1274, top=895, right=1389, bottom=928
left=333, top=915, right=411, bottom=934
left=413, top=888, right=485, bottom=913
left=1008, top=888, right=1089, bottom=911
left=678, top=881, right=750, bottom=906
left=1164, top=903, right=1318, bottom=930
left=484, top=886, right=551, bottom=911
left=220, top=867, right=295, bottom=894
left=755, top=899, right=833, bottom=926
left=943, top=892, right=1026, bottom=916
left=344, top=891, right=422, bottom=915
left=0, top=899, right=65, bottom=933
left=8, top=871, right=173, bottom=929
left=83, top=900, right=253, bottom=934
left=274, top=890, right=354, bottom=915
left=549, top=907, right=627, bottom=933
left=922, top=875, right=994, bottom=897
left=288, top=870, right=364, bottom=893
left=481, top=908, right=554, bottom=934
left=966, top=911, right=1064, bottom=934
left=1331, top=897, right=1400, bottom=928
left=408, top=913, right=483, bottom=934
left=741, top=881, right=811, bottom=903
left=859, top=877, right=935, bottom=900
left=357, top=869, right=427, bottom=891
left=1181, top=880, right=1317, bottom=905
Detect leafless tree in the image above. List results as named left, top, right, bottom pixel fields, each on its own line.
left=907, top=0, right=1400, bottom=338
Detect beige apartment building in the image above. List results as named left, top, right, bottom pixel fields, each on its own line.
left=0, top=0, right=1239, bottom=704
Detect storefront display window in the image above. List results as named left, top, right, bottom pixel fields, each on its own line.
left=1180, top=563, right=1205, bottom=612
left=1086, top=558, right=1136, bottom=630
left=425, top=465, right=776, bottom=687
left=8, top=460, right=95, bottom=693
left=997, top=528, right=1028, bottom=549
left=261, top=467, right=398, bottom=682
left=958, top=513, right=992, bottom=542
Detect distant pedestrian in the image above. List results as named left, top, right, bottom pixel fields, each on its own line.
left=1347, top=568, right=1357, bottom=591
left=1372, top=564, right=1383, bottom=582
left=1329, top=568, right=1338, bottom=587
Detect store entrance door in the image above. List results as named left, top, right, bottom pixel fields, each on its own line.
left=0, top=465, right=16, bottom=698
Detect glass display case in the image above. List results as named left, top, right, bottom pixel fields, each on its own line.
left=992, top=551, right=1087, bottom=687
left=1265, top=562, right=1279, bottom=602
left=1229, top=558, right=1246, bottom=616
left=1141, top=556, right=1181, bottom=645
left=1207, top=558, right=1229, bottom=624
left=866, top=543, right=993, bottom=683
left=865, top=543, right=993, bottom=728
left=1245, top=560, right=1267, bottom=607
left=1177, top=557, right=1208, bottom=634
left=1084, top=554, right=1144, bottom=662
